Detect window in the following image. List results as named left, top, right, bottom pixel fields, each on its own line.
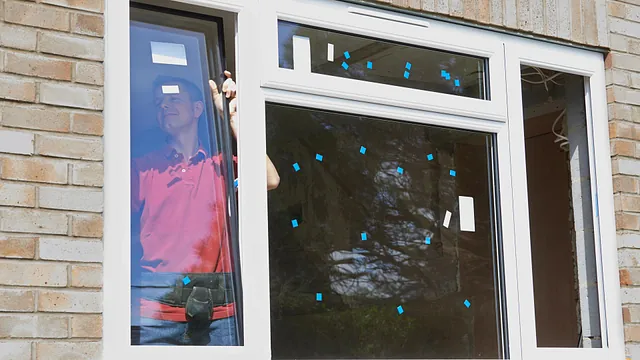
left=104, top=0, right=623, bottom=359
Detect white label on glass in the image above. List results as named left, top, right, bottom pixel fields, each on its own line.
left=150, top=42, right=188, bottom=66
left=327, top=43, right=334, bottom=62
left=161, top=85, right=180, bottom=94
left=459, top=196, right=476, bottom=232
left=443, top=211, right=452, bottom=228
left=292, top=35, right=311, bottom=73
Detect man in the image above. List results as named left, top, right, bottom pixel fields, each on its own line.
left=131, top=72, right=279, bottom=346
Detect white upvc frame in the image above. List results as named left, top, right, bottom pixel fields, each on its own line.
left=104, top=0, right=270, bottom=358
left=504, top=38, right=624, bottom=360
left=259, top=0, right=508, bottom=122
left=103, top=0, right=624, bottom=359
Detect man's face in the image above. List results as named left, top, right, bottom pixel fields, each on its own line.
left=154, top=84, right=204, bottom=136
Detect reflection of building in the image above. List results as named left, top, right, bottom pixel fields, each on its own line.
left=0, top=0, right=638, bottom=359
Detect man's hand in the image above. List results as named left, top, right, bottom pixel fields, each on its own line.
left=210, top=71, right=238, bottom=138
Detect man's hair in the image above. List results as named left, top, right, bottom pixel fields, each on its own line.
left=152, top=75, right=204, bottom=103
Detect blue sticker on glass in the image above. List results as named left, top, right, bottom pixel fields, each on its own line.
left=182, top=276, right=191, bottom=285
left=450, top=170, right=456, bottom=177
left=293, top=162, right=300, bottom=172
left=316, top=154, right=323, bottom=162
left=464, top=299, right=471, bottom=308
left=427, top=154, right=434, bottom=161
left=291, top=219, right=299, bottom=228
left=234, top=178, right=239, bottom=188
left=425, top=237, right=431, bottom=245
left=405, top=62, right=412, bottom=70
left=316, top=293, right=323, bottom=301
left=367, top=61, right=373, bottom=69
left=342, top=62, right=349, bottom=70
left=397, top=167, right=404, bottom=174
left=397, top=305, right=404, bottom=314
left=454, top=79, right=461, bottom=87
left=403, top=71, right=410, bottom=79
left=344, top=51, right=350, bottom=59
left=360, top=146, right=366, bottom=154
left=361, top=232, right=367, bottom=241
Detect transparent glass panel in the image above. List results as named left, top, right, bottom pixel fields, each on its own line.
left=129, top=4, right=242, bottom=346
left=266, top=103, right=506, bottom=358
left=278, top=21, right=488, bottom=99
left=520, top=66, right=602, bottom=348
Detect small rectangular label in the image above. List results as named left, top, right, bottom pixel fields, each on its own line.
left=459, top=196, right=475, bottom=232
left=161, top=85, right=180, bottom=94
left=443, top=211, right=452, bottom=228
left=292, top=36, right=311, bottom=72
left=150, top=42, right=187, bottom=66
left=327, top=43, right=334, bottom=62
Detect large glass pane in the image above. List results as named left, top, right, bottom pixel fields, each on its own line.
left=520, top=66, right=602, bottom=348
left=278, top=21, right=488, bottom=99
left=266, top=103, right=506, bottom=358
left=129, top=4, right=242, bottom=346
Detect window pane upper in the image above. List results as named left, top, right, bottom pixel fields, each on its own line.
left=265, top=103, right=506, bottom=358
left=278, top=21, right=488, bottom=100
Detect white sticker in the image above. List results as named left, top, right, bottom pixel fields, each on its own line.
left=327, top=43, right=334, bottom=62
left=292, top=35, right=311, bottom=73
left=459, top=196, right=476, bottom=232
left=161, top=85, right=180, bottom=94
left=150, top=42, right=187, bottom=66
left=443, top=211, right=452, bottom=228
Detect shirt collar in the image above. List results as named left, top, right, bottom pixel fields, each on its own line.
left=163, top=144, right=207, bottom=162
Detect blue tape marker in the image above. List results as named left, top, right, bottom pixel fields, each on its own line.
left=361, top=232, right=367, bottom=241
left=397, top=167, right=404, bottom=174
left=405, top=62, right=412, bottom=70
left=450, top=170, right=456, bottom=177
left=404, top=71, right=410, bottom=79
left=441, top=70, right=447, bottom=77
left=344, top=51, right=350, bottom=59
left=342, top=62, right=349, bottom=70
left=425, top=237, right=431, bottom=245
left=464, top=299, right=471, bottom=308
left=234, top=178, right=239, bottom=188
left=293, top=162, right=300, bottom=172
left=291, top=219, right=299, bottom=228
left=397, top=305, right=404, bottom=314
left=316, top=154, right=323, bottom=162
left=427, top=154, right=434, bottom=161
left=360, top=146, right=366, bottom=154
left=316, top=293, right=323, bottom=301
left=454, top=79, right=461, bottom=87
left=182, top=276, right=191, bottom=285
left=367, top=61, right=373, bottom=69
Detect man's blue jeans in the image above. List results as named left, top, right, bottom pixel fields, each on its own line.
left=139, top=316, right=238, bottom=346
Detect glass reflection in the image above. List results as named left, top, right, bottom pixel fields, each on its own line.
left=266, top=104, right=505, bottom=358
left=278, top=21, right=488, bottom=99
left=129, top=5, right=244, bottom=346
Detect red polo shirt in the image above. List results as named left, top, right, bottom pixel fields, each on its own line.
left=131, top=146, right=236, bottom=322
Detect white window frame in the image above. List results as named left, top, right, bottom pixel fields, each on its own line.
left=504, top=38, right=624, bottom=360
left=259, top=0, right=507, bottom=122
left=103, top=0, right=623, bottom=359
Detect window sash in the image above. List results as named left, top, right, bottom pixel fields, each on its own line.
left=259, top=0, right=508, bottom=122
left=504, top=38, right=623, bottom=360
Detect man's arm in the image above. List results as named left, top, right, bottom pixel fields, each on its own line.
left=210, top=72, right=280, bottom=190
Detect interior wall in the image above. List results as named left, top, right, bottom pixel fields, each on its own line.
left=524, top=111, right=581, bottom=347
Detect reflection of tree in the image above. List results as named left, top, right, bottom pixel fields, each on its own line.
left=266, top=104, right=497, bottom=359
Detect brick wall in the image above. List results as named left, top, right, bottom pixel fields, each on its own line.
left=372, top=0, right=609, bottom=47
left=608, top=1, right=640, bottom=358
left=0, top=0, right=104, bottom=359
